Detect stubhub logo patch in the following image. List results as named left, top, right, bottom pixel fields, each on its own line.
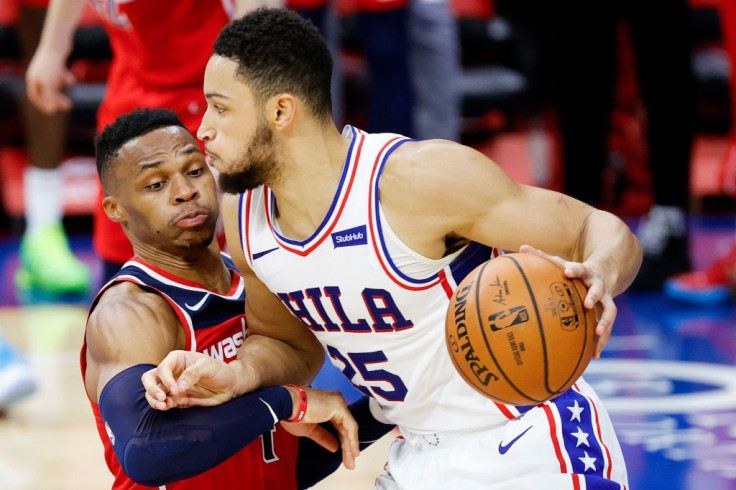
left=331, top=225, right=367, bottom=248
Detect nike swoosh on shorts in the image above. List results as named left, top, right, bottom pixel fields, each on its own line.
left=498, top=426, right=532, bottom=455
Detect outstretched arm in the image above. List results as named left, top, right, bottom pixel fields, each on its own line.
left=106, top=365, right=359, bottom=485
left=380, top=140, right=642, bottom=358
left=146, top=195, right=325, bottom=401
left=25, top=0, right=87, bottom=113
left=86, top=284, right=357, bottom=486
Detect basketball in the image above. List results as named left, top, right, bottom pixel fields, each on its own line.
left=445, top=252, right=597, bottom=405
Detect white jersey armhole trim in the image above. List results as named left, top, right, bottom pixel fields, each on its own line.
left=376, top=203, right=466, bottom=279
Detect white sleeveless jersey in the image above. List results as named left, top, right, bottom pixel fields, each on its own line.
left=238, top=125, right=533, bottom=434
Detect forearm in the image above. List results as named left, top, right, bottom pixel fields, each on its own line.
left=231, top=334, right=324, bottom=396
left=575, top=210, right=643, bottom=296
left=100, top=364, right=294, bottom=486
left=37, top=0, right=87, bottom=57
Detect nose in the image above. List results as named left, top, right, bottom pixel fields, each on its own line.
left=172, top=175, right=199, bottom=204
left=197, top=112, right=213, bottom=142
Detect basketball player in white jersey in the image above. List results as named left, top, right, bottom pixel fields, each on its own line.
left=144, top=9, right=642, bottom=489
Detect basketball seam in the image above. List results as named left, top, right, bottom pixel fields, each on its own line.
left=536, top=255, right=592, bottom=395
left=477, top=258, right=545, bottom=404
left=551, top=280, right=590, bottom=394
left=508, top=255, right=553, bottom=398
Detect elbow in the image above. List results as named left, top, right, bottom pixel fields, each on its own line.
left=121, top=446, right=173, bottom=487
left=122, top=458, right=168, bottom=487
left=121, top=436, right=218, bottom=486
left=631, top=229, right=644, bottom=273
left=619, top=229, right=644, bottom=293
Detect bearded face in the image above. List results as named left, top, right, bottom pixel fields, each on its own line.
left=218, top=117, right=281, bottom=194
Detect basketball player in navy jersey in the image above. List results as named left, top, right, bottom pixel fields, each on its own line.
left=83, top=108, right=370, bottom=489
left=145, top=9, right=642, bottom=489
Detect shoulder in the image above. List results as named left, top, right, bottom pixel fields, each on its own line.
left=89, top=282, right=178, bottom=338
left=380, top=139, right=509, bottom=208
left=384, top=139, right=500, bottom=187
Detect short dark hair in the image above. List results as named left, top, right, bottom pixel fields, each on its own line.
left=96, top=108, right=186, bottom=192
left=214, top=8, right=333, bottom=120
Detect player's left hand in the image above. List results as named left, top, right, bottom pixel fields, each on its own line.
left=519, top=245, right=616, bottom=359
left=280, top=387, right=360, bottom=470
left=142, top=350, right=238, bottom=410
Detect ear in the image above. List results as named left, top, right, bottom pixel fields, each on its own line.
left=103, top=196, right=125, bottom=224
left=268, top=93, right=296, bottom=130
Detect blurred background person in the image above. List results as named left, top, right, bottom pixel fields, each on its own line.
left=409, top=0, right=461, bottom=141
left=25, top=0, right=279, bottom=284
left=344, top=0, right=460, bottom=140
left=16, top=0, right=90, bottom=296
left=499, top=0, right=697, bottom=291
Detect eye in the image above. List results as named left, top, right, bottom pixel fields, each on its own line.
left=214, top=105, right=225, bottom=114
left=145, top=181, right=165, bottom=191
left=188, top=167, right=204, bottom=177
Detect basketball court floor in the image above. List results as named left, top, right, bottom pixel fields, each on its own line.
left=0, top=128, right=735, bottom=489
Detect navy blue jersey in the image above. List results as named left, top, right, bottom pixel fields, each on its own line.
left=82, top=254, right=299, bottom=490
left=99, top=254, right=247, bottom=361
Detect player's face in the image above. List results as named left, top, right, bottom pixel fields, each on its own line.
left=198, top=55, right=281, bottom=193
left=104, top=126, right=219, bottom=253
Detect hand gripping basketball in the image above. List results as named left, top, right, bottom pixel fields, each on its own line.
left=445, top=250, right=597, bottom=405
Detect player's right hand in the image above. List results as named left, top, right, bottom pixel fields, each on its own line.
left=519, top=244, right=616, bottom=359
left=281, top=387, right=360, bottom=470
left=25, top=48, right=76, bottom=114
left=142, top=350, right=238, bottom=410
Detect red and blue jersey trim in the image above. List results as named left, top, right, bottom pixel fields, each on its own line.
left=368, top=137, right=497, bottom=293
left=540, top=384, right=616, bottom=482
left=240, top=191, right=254, bottom=269
left=262, top=127, right=366, bottom=257
left=91, top=256, right=246, bottom=353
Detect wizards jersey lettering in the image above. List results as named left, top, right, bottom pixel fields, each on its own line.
left=201, top=317, right=248, bottom=361
left=276, top=286, right=413, bottom=333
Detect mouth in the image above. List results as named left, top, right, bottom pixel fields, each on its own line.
left=175, top=209, right=210, bottom=228
left=203, top=147, right=220, bottom=167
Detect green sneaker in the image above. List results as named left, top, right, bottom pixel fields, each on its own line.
left=15, top=224, right=91, bottom=295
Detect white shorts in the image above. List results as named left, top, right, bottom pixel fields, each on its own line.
left=375, top=380, right=628, bottom=490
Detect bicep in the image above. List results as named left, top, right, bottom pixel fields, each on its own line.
left=405, top=143, right=595, bottom=259
left=86, top=292, right=183, bottom=401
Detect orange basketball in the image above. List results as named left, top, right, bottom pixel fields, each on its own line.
left=445, top=252, right=597, bottom=405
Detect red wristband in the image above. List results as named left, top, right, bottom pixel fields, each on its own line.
left=284, top=384, right=308, bottom=423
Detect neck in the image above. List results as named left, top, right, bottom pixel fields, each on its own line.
left=131, top=240, right=231, bottom=293
left=267, top=121, right=351, bottom=238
